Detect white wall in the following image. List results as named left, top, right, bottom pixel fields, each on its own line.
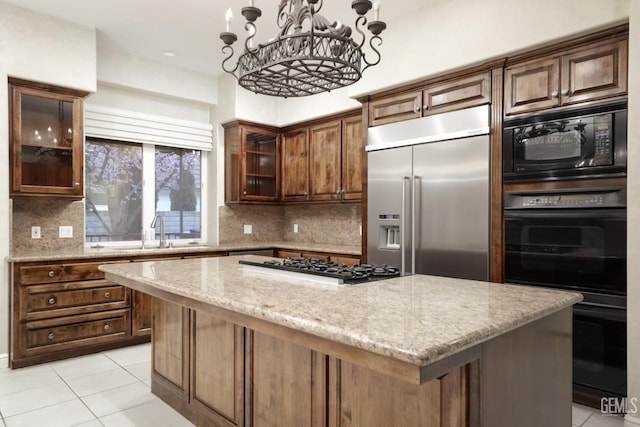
left=97, top=43, right=218, bottom=107
left=626, top=1, right=640, bottom=423
left=0, top=1, right=96, bottom=362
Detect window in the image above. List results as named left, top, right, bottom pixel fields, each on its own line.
left=154, top=147, right=201, bottom=240
left=85, top=138, right=203, bottom=244
left=85, top=139, right=143, bottom=242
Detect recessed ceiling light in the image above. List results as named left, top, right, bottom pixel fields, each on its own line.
left=162, top=50, right=177, bottom=57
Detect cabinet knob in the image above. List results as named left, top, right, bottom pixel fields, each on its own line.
left=104, top=292, right=111, bottom=298
left=48, top=333, right=55, bottom=340
left=561, top=89, right=569, bottom=96
left=48, top=271, right=55, bottom=278
left=48, top=297, right=56, bottom=305
left=243, top=190, right=247, bottom=196
left=74, top=182, right=80, bottom=187
left=304, top=191, right=308, bottom=196
left=423, top=105, right=429, bottom=111
left=104, top=324, right=110, bottom=331
left=551, top=91, right=559, bottom=98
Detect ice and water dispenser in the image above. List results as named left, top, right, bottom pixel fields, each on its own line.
left=376, top=214, right=401, bottom=250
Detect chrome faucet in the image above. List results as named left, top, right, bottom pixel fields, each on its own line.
left=150, top=214, right=168, bottom=248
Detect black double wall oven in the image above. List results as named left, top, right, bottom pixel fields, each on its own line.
left=503, top=100, right=628, bottom=404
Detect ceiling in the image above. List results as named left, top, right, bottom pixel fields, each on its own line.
left=6, top=0, right=422, bottom=79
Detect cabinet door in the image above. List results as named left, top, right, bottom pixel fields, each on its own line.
left=9, top=81, right=86, bottom=198
left=246, top=330, right=327, bottom=427
left=561, top=39, right=628, bottom=105
left=368, top=90, right=422, bottom=127
left=309, top=120, right=342, bottom=201
left=504, top=57, right=560, bottom=116
left=281, top=128, right=309, bottom=202
left=153, top=299, right=190, bottom=396
left=340, top=115, right=364, bottom=201
left=424, top=72, right=491, bottom=115
left=191, top=312, right=244, bottom=427
left=132, top=290, right=152, bottom=337
left=240, top=127, right=280, bottom=202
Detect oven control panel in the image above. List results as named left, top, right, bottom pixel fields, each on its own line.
left=505, top=188, right=626, bottom=209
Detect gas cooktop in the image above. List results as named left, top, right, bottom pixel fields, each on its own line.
left=239, top=257, right=401, bottom=285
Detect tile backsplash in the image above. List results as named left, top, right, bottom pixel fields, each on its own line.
left=11, top=199, right=85, bottom=253
left=11, top=199, right=362, bottom=253
left=219, top=203, right=362, bottom=247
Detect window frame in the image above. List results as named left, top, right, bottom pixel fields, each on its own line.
left=85, top=139, right=207, bottom=248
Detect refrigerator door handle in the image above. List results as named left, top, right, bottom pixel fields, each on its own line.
left=401, top=176, right=411, bottom=275
left=412, top=176, right=420, bottom=274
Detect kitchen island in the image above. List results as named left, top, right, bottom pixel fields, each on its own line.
left=100, top=255, right=581, bottom=427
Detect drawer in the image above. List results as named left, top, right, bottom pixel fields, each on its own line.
left=26, top=281, right=128, bottom=317
left=19, top=262, right=107, bottom=285
left=25, top=309, right=130, bottom=349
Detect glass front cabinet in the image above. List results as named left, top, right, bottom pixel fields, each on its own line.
left=224, top=121, right=280, bottom=203
left=9, top=78, right=88, bottom=199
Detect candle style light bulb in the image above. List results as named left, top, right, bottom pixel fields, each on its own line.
left=249, top=0, right=254, bottom=6
left=225, top=8, right=233, bottom=32
left=373, top=0, right=381, bottom=21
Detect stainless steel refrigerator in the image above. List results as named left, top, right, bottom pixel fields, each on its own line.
left=366, top=105, right=490, bottom=281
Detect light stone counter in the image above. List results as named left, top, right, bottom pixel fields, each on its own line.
left=7, top=241, right=360, bottom=263
left=100, top=254, right=581, bottom=367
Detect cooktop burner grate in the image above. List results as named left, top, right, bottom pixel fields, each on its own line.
left=239, top=258, right=401, bottom=285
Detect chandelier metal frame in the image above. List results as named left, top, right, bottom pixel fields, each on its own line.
left=220, top=0, right=386, bottom=98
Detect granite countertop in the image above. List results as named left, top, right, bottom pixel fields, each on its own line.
left=7, top=241, right=361, bottom=263
left=100, top=255, right=582, bottom=367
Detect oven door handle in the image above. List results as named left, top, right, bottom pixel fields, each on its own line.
left=574, top=303, right=626, bottom=322
left=504, top=209, right=626, bottom=220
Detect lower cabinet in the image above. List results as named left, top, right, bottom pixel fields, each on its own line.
left=275, top=249, right=361, bottom=266
left=152, top=304, right=474, bottom=427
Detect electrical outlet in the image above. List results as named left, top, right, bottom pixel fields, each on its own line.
left=243, top=224, right=252, bottom=234
left=31, top=226, right=41, bottom=239
left=59, top=226, right=73, bottom=238
left=293, top=223, right=299, bottom=233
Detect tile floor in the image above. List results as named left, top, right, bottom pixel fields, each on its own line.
left=0, top=343, right=630, bottom=426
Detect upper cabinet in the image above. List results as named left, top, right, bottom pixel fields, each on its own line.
left=505, top=38, right=628, bottom=116
left=224, top=121, right=280, bottom=203
left=282, top=113, right=363, bottom=203
left=368, top=72, right=491, bottom=127
left=309, top=119, right=342, bottom=201
left=281, top=128, right=309, bottom=202
left=9, top=78, right=88, bottom=199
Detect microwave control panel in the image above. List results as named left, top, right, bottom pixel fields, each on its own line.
left=505, top=189, right=626, bottom=209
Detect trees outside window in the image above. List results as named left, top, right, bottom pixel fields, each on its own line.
left=85, top=138, right=201, bottom=243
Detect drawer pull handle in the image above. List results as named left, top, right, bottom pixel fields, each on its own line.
left=48, top=297, right=57, bottom=305
left=48, top=271, right=55, bottom=278
left=104, top=292, right=111, bottom=298
left=48, top=333, right=55, bottom=340
left=104, top=324, right=110, bottom=331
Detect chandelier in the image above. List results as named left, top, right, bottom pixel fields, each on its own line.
left=219, top=0, right=386, bottom=98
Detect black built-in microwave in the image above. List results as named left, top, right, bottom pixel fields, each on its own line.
left=503, top=100, right=627, bottom=182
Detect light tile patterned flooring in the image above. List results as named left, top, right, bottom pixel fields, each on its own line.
left=0, top=343, right=630, bottom=426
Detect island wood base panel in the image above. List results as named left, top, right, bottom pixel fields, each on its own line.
left=150, top=299, right=571, bottom=427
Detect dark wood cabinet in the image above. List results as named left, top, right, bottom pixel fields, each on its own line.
left=275, top=249, right=361, bottom=266
left=10, top=258, right=143, bottom=368
left=368, top=90, right=422, bottom=127
left=368, top=72, right=491, bottom=126
left=309, top=119, right=342, bottom=201
left=281, top=128, right=310, bottom=202
left=505, top=38, right=627, bottom=115
left=224, top=122, right=281, bottom=203
left=340, top=114, right=364, bottom=201
left=132, top=291, right=152, bottom=337
left=9, top=78, right=88, bottom=199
